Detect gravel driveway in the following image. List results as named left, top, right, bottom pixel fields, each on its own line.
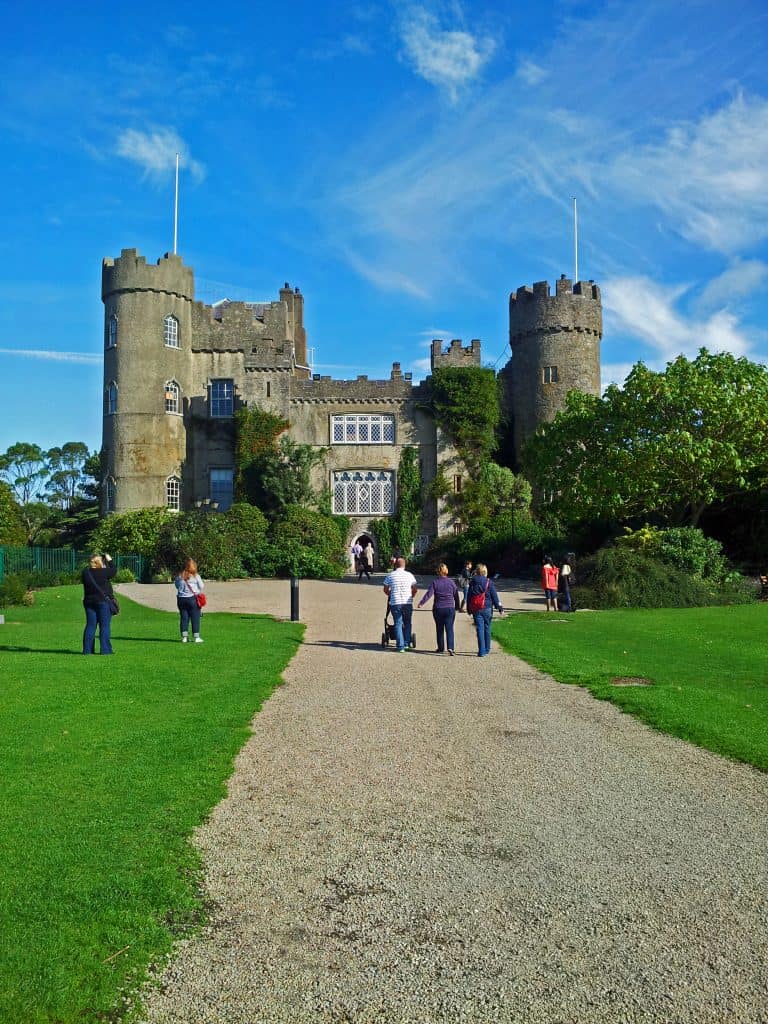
left=123, top=577, right=768, bottom=1024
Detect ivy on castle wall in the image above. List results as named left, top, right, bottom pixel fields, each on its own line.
left=425, top=367, right=500, bottom=465
left=234, top=406, right=289, bottom=501
left=372, top=447, right=422, bottom=562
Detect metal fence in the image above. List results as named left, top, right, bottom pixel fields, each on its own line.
left=0, top=547, right=147, bottom=583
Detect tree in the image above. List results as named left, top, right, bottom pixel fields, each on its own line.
left=454, top=462, right=532, bottom=523
left=243, top=437, right=328, bottom=517
left=0, top=442, right=49, bottom=505
left=523, top=349, right=768, bottom=527
left=45, top=442, right=91, bottom=509
left=0, top=481, right=26, bottom=546
left=421, top=366, right=500, bottom=467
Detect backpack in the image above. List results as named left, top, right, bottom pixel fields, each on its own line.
left=467, top=580, right=490, bottom=613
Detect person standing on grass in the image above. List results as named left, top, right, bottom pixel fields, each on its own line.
left=541, top=555, right=559, bottom=612
left=465, top=563, right=503, bottom=657
left=175, top=558, right=205, bottom=643
left=82, top=553, right=117, bottom=655
left=383, top=556, right=418, bottom=652
left=418, top=563, right=460, bottom=655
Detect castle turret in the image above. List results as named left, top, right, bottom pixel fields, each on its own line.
left=101, top=249, right=195, bottom=512
left=506, top=276, right=601, bottom=461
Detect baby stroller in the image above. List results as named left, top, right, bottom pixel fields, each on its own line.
left=381, top=601, right=416, bottom=648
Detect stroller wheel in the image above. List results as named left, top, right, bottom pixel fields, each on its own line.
left=381, top=632, right=388, bottom=647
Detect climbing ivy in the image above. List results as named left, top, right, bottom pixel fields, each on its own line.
left=425, top=366, right=500, bottom=466
left=234, top=406, right=289, bottom=500
left=372, top=447, right=422, bottom=562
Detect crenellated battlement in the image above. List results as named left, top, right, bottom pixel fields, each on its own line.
left=102, top=248, right=194, bottom=301
left=430, top=338, right=482, bottom=370
left=292, top=363, right=415, bottom=401
left=509, top=274, right=602, bottom=342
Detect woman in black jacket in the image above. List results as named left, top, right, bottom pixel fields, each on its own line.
left=82, top=553, right=117, bottom=654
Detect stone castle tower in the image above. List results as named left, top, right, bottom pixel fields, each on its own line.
left=504, top=275, right=602, bottom=461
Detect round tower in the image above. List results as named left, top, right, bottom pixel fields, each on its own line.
left=101, top=249, right=195, bottom=513
left=507, top=275, right=602, bottom=462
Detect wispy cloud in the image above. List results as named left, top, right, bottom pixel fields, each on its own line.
left=115, top=127, right=205, bottom=182
left=0, top=348, right=101, bottom=364
left=602, top=275, right=755, bottom=364
left=516, top=60, right=548, bottom=87
left=693, top=260, right=768, bottom=314
left=398, top=6, right=495, bottom=102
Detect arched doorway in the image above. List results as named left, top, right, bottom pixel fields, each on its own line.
left=350, top=532, right=376, bottom=573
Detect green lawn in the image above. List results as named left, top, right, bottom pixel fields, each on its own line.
left=493, top=604, right=768, bottom=771
left=0, top=586, right=303, bottom=1024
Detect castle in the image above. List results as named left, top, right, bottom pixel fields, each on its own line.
left=100, top=248, right=601, bottom=555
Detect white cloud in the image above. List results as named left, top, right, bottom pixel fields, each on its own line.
left=601, top=361, right=636, bottom=391
left=0, top=348, right=101, bottom=364
left=516, top=60, right=548, bottom=87
left=602, top=275, right=754, bottom=364
left=606, top=94, right=768, bottom=253
left=398, top=7, right=495, bottom=102
left=694, top=260, right=768, bottom=314
left=116, top=128, right=205, bottom=182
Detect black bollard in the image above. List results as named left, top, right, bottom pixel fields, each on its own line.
left=290, top=576, right=300, bottom=621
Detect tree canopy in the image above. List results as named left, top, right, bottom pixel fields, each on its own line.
left=523, top=349, right=768, bottom=527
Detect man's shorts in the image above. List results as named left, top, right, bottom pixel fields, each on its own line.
left=545, top=588, right=557, bottom=600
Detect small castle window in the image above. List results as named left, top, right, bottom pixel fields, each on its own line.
left=104, top=381, right=117, bottom=415
left=543, top=365, right=559, bottom=384
left=210, top=468, right=234, bottom=511
left=164, top=380, right=180, bottom=414
left=210, top=379, right=234, bottom=418
left=164, top=314, right=180, bottom=348
left=166, top=475, right=181, bottom=511
left=453, top=475, right=462, bottom=494
left=266, top=381, right=271, bottom=398
left=105, top=476, right=116, bottom=512
left=107, top=315, right=118, bottom=349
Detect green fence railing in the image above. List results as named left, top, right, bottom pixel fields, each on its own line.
left=0, top=547, right=147, bottom=583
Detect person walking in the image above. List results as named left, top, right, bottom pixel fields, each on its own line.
left=418, top=563, right=460, bottom=655
left=175, top=558, right=206, bottom=643
left=350, top=541, right=363, bottom=575
left=465, top=563, right=503, bottom=657
left=458, top=559, right=473, bottom=611
left=82, top=552, right=117, bottom=655
left=363, top=541, right=375, bottom=575
left=357, top=545, right=372, bottom=581
left=383, top=556, right=418, bottom=652
left=541, top=555, right=559, bottom=611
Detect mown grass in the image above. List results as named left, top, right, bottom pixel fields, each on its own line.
left=493, top=604, right=768, bottom=772
left=0, top=586, right=303, bottom=1024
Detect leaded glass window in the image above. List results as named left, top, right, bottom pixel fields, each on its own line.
left=330, top=414, right=395, bottom=444
left=332, top=470, right=395, bottom=515
left=164, top=314, right=180, bottom=348
left=166, top=475, right=181, bottom=511
left=164, top=380, right=180, bottom=414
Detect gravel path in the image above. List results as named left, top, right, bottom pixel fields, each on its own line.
left=123, top=577, right=768, bottom=1024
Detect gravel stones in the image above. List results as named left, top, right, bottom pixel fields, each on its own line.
left=127, top=579, right=768, bottom=1024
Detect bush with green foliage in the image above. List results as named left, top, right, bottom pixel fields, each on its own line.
left=617, top=525, right=734, bottom=585
left=154, top=503, right=269, bottom=580
left=0, top=574, right=29, bottom=608
left=576, top=545, right=753, bottom=609
left=91, top=508, right=174, bottom=559
left=423, top=366, right=500, bottom=466
left=0, top=481, right=26, bottom=546
left=269, top=505, right=349, bottom=578
left=371, top=448, right=422, bottom=564
left=114, top=567, right=136, bottom=583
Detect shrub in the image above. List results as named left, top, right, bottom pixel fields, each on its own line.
left=91, top=508, right=173, bottom=559
left=0, top=574, right=29, bottom=608
left=617, top=525, right=732, bottom=583
left=577, top=546, right=748, bottom=609
left=269, top=506, right=348, bottom=578
left=114, top=567, right=136, bottom=583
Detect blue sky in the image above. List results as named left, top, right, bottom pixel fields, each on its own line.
left=1, top=0, right=767, bottom=456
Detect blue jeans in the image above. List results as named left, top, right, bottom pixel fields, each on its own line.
left=473, top=607, right=493, bottom=656
left=83, top=601, right=113, bottom=654
left=390, top=603, right=413, bottom=650
left=433, top=607, right=456, bottom=652
left=178, top=595, right=202, bottom=635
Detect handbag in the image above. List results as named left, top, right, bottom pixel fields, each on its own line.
left=467, top=580, right=490, bottom=614
left=195, top=592, right=207, bottom=608
left=87, top=570, right=120, bottom=615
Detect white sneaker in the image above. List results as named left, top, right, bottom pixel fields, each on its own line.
left=194, top=636, right=204, bottom=643
left=181, top=635, right=188, bottom=643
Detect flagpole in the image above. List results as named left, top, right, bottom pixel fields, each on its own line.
left=573, top=196, right=578, bottom=283
left=173, top=153, right=180, bottom=255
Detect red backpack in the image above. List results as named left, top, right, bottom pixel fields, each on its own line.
left=467, top=580, right=490, bottom=613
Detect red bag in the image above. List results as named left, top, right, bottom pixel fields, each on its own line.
left=195, top=593, right=207, bottom=608
left=467, top=580, right=489, bottom=613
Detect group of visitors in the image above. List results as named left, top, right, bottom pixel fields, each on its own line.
left=81, top=554, right=206, bottom=654
left=350, top=540, right=375, bottom=581
left=383, top=557, right=503, bottom=657
left=541, top=554, right=574, bottom=612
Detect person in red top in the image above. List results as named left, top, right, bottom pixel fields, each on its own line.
left=541, top=555, right=559, bottom=611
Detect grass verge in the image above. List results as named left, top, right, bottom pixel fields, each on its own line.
left=0, top=586, right=303, bottom=1024
left=493, top=604, right=768, bottom=772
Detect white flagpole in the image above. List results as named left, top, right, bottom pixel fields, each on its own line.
left=573, top=196, right=578, bottom=283
left=173, top=153, right=180, bottom=254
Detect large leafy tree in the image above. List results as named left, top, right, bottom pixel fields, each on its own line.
left=0, top=442, right=49, bottom=505
left=0, top=481, right=27, bottom=546
left=523, top=349, right=768, bottom=527
left=45, top=442, right=91, bottom=509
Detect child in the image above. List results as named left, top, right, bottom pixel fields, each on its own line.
left=541, top=555, right=559, bottom=611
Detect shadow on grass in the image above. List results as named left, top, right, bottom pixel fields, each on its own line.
left=0, top=645, right=83, bottom=655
